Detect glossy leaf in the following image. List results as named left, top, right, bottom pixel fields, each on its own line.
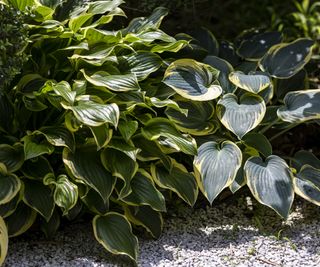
left=194, top=141, right=242, bottom=204
left=163, top=59, right=222, bottom=101
left=259, top=38, right=314, bottom=78
left=22, top=135, right=54, bottom=160
left=277, top=89, right=320, bottom=123
left=0, top=171, right=21, bottom=205
left=0, top=144, right=24, bottom=172
left=242, top=132, right=272, bottom=157
left=93, top=212, right=138, bottom=261
left=245, top=155, right=294, bottom=218
left=229, top=71, right=271, bottom=93
left=0, top=216, right=8, bottom=266
left=217, top=93, right=266, bottom=139
left=89, top=125, right=113, bottom=150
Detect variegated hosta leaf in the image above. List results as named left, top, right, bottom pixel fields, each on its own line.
left=118, top=52, right=163, bottom=81
left=34, top=126, right=75, bottom=152
left=259, top=38, right=314, bottom=78
left=63, top=145, right=116, bottom=203
left=93, top=212, right=139, bottom=262
left=21, top=156, right=53, bottom=180
left=81, top=70, right=141, bottom=92
left=0, top=216, right=8, bottom=266
left=193, top=141, right=242, bottom=204
left=118, top=120, right=138, bottom=142
left=165, top=100, right=217, bottom=136
left=163, top=59, right=222, bottom=101
left=40, top=209, right=60, bottom=239
left=5, top=202, right=37, bottom=237
left=89, top=124, right=113, bottom=150
left=123, top=170, right=166, bottom=212
left=190, top=27, right=219, bottom=55
left=124, top=206, right=163, bottom=239
left=142, top=118, right=197, bottom=155
left=81, top=189, right=109, bottom=215
left=101, top=148, right=138, bottom=198
left=61, top=96, right=119, bottom=127
left=151, top=160, right=198, bottom=206
left=22, top=134, right=54, bottom=160
left=293, top=165, right=320, bottom=205
left=0, top=144, right=24, bottom=172
left=217, top=93, right=266, bottom=139
left=40, top=81, right=76, bottom=105
left=23, top=179, right=55, bottom=222
left=43, top=174, right=78, bottom=215
left=0, top=193, right=20, bottom=218
left=258, top=84, right=274, bottom=104
left=228, top=71, right=271, bottom=94
left=0, top=171, right=21, bottom=205
left=277, top=89, right=320, bottom=123
left=244, top=155, right=294, bottom=218
left=237, top=31, right=283, bottom=60
left=242, top=132, right=272, bottom=157
left=203, top=55, right=236, bottom=93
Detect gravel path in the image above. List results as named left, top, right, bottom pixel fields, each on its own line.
left=4, top=196, right=320, bottom=267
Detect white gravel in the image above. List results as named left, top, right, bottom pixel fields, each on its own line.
left=3, top=196, right=320, bottom=267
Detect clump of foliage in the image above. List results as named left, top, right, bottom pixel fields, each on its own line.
left=0, top=0, right=320, bottom=265
left=0, top=3, right=29, bottom=89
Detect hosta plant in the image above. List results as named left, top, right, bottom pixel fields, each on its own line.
left=0, top=0, right=320, bottom=265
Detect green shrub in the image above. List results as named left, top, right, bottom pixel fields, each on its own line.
left=0, top=0, right=320, bottom=265
left=0, top=3, right=28, bottom=90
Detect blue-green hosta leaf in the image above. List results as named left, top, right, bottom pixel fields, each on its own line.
left=292, top=150, right=320, bottom=171
left=5, top=202, right=37, bottom=237
left=142, top=118, right=197, bottom=155
left=43, top=174, right=78, bottom=215
left=190, top=27, right=219, bottom=55
left=165, top=100, right=218, bottom=136
left=118, top=52, right=162, bottom=81
left=258, top=84, right=274, bottom=104
left=23, top=180, right=55, bottom=222
left=0, top=171, right=21, bottom=205
left=229, top=71, right=271, bottom=94
left=244, top=155, right=294, bottom=218
left=259, top=38, right=314, bottom=78
left=101, top=148, right=138, bottom=198
left=275, top=70, right=306, bottom=99
left=63, top=145, right=116, bottom=203
left=242, top=133, right=272, bottom=157
left=219, top=40, right=241, bottom=66
left=293, top=165, right=320, bottom=205
left=123, top=170, right=166, bottom=212
left=148, top=97, right=188, bottom=116
left=118, top=120, right=138, bottom=142
left=203, top=55, right=236, bottom=93
left=61, top=97, right=119, bottom=127
left=22, top=135, right=55, bottom=160
left=217, top=93, right=266, bottom=139
left=151, top=40, right=188, bottom=53
left=163, top=59, right=222, bottom=101
left=123, top=6, right=168, bottom=34
left=21, top=156, right=53, bottom=180
left=0, top=216, right=8, bottom=266
left=81, top=70, right=140, bottom=92
left=89, top=125, right=113, bottom=150
left=151, top=160, right=198, bottom=206
left=34, top=126, right=75, bottom=152
left=93, top=212, right=138, bottom=261
left=124, top=206, right=163, bottom=239
left=237, top=31, right=283, bottom=60
left=277, top=89, right=320, bottom=123
left=194, top=141, right=242, bottom=204
left=0, top=144, right=24, bottom=172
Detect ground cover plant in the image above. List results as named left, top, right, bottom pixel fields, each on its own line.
left=1, top=0, right=320, bottom=265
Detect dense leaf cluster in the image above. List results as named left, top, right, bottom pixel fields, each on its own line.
left=0, top=0, right=320, bottom=265
left=0, top=4, right=28, bottom=89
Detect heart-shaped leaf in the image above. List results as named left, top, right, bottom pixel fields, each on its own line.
left=259, top=38, right=314, bottom=78
left=93, top=212, right=138, bottom=262
left=277, top=89, right=320, bottom=123
left=142, top=118, right=197, bottom=155
left=194, top=141, right=242, bottom=203
left=123, top=170, right=166, bottom=212
left=165, top=100, right=217, bottom=136
left=242, top=132, right=272, bottom=157
left=244, top=155, right=294, bottom=218
left=23, top=179, right=55, bottom=222
left=237, top=31, right=283, bottom=60
left=151, top=159, right=198, bottom=206
left=293, top=165, right=320, bottom=205
left=0, top=171, right=21, bottom=205
left=63, top=145, right=116, bottom=203
left=163, top=59, right=222, bottom=101
left=217, top=93, right=266, bottom=139
left=229, top=71, right=271, bottom=93
left=22, top=134, right=54, bottom=160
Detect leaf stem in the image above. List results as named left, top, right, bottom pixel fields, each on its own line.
left=269, top=123, right=298, bottom=141
left=259, top=118, right=281, bottom=134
